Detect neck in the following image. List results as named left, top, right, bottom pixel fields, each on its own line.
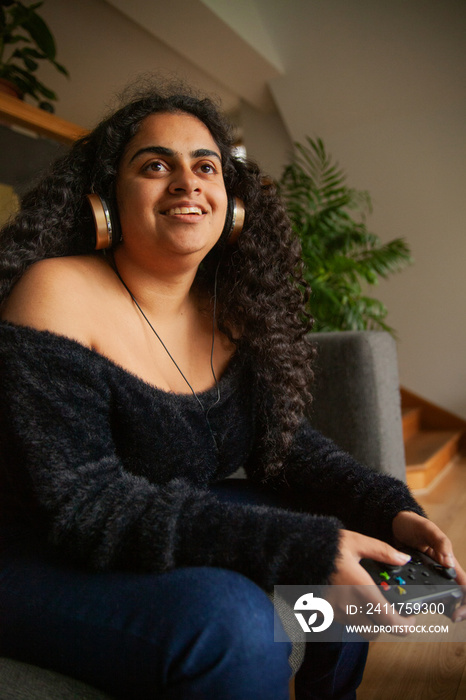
left=108, top=249, right=222, bottom=443
left=111, top=248, right=199, bottom=319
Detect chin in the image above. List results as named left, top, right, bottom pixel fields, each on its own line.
left=167, top=234, right=219, bottom=257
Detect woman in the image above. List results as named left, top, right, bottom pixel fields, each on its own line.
left=0, top=85, right=463, bottom=700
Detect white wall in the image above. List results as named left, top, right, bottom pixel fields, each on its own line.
left=255, top=0, right=466, bottom=417
left=37, top=0, right=240, bottom=128
left=239, top=100, right=293, bottom=178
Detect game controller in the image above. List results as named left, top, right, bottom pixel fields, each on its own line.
left=361, top=548, right=463, bottom=618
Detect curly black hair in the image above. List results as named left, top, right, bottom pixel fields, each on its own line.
left=0, top=83, right=315, bottom=476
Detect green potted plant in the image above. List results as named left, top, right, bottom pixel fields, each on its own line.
left=279, top=136, right=412, bottom=335
left=0, top=0, right=69, bottom=111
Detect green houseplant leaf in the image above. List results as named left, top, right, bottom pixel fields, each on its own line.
left=0, top=0, right=69, bottom=110
left=279, top=137, right=412, bottom=335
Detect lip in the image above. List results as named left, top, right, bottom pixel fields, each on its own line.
left=161, top=201, right=207, bottom=216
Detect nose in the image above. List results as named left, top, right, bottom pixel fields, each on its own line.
left=168, top=164, right=201, bottom=195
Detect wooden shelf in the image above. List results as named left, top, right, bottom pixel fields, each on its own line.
left=0, top=92, right=86, bottom=144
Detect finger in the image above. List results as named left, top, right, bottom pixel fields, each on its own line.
left=415, top=523, right=453, bottom=566
left=393, top=512, right=455, bottom=567
left=451, top=556, right=466, bottom=586
left=423, top=544, right=455, bottom=568
left=452, top=604, right=466, bottom=623
left=356, top=536, right=412, bottom=567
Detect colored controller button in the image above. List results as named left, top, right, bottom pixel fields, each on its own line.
left=379, top=571, right=390, bottom=581
left=396, top=586, right=407, bottom=595
left=394, top=576, right=406, bottom=585
left=380, top=582, right=390, bottom=591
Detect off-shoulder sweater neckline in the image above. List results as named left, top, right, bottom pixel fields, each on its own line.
left=0, top=319, right=241, bottom=401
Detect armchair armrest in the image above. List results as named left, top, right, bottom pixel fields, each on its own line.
left=308, top=331, right=406, bottom=482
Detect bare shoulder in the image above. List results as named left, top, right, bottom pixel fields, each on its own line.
left=1, top=255, right=115, bottom=343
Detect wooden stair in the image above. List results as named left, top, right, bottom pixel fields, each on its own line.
left=401, top=388, right=466, bottom=491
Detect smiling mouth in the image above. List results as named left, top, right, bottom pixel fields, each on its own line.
left=164, top=206, right=205, bottom=216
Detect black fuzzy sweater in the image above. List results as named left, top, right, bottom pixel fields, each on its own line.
left=0, top=321, right=423, bottom=589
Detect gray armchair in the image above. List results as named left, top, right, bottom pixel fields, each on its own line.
left=309, top=330, right=406, bottom=481
left=0, top=330, right=406, bottom=699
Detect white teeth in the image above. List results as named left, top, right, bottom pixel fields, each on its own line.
left=166, top=206, right=203, bottom=215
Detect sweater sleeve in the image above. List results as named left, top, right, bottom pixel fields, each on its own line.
left=247, top=419, right=425, bottom=544
left=0, top=324, right=342, bottom=588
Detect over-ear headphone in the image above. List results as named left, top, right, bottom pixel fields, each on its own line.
left=223, top=194, right=245, bottom=245
left=86, top=193, right=245, bottom=250
left=86, top=194, right=122, bottom=250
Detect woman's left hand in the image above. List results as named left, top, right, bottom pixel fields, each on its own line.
left=392, top=510, right=466, bottom=622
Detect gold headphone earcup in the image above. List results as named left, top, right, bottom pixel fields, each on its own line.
left=86, top=194, right=113, bottom=250
left=228, top=196, right=245, bottom=244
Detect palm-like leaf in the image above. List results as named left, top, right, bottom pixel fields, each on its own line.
left=279, top=137, right=412, bottom=334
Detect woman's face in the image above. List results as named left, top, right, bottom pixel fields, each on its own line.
left=116, top=111, right=228, bottom=268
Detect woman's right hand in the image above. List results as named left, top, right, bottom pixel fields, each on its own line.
left=327, top=529, right=416, bottom=637
left=332, top=529, right=412, bottom=586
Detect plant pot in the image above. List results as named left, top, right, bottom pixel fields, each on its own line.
left=0, top=78, right=23, bottom=100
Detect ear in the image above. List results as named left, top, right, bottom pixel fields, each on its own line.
left=86, top=194, right=121, bottom=250
left=223, top=194, right=245, bottom=244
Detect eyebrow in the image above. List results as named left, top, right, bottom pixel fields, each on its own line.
left=128, top=146, right=222, bottom=164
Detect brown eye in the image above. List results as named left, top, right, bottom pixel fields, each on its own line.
left=199, top=162, right=217, bottom=174
left=144, top=161, right=167, bottom=173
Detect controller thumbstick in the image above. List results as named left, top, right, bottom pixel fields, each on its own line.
left=435, top=564, right=457, bottom=580
left=444, top=566, right=457, bottom=580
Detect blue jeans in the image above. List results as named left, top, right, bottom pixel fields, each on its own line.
left=0, top=481, right=368, bottom=699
